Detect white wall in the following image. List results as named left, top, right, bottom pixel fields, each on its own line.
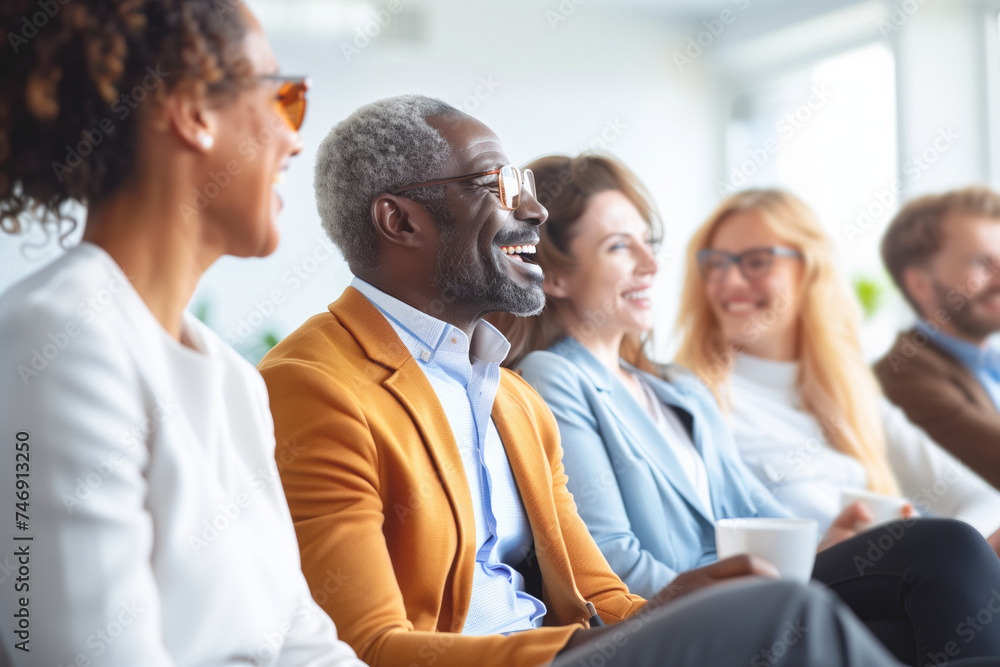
left=4, top=0, right=997, bottom=362
left=892, top=0, right=994, bottom=196
left=1, top=0, right=720, bottom=362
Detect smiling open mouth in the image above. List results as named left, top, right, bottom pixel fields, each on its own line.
left=500, top=244, right=537, bottom=263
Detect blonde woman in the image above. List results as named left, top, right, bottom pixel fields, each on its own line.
left=674, top=188, right=1000, bottom=545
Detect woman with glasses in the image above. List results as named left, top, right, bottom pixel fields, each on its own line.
left=0, top=2, right=362, bottom=665
left=675, top=189, right=1000, bottom=545
left=494, top=154, right=1000, bottom=665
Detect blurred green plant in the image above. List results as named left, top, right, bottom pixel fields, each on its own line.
left=852, top=274, right=886, bottom=320
left=192, top=298, right=283, bottom=365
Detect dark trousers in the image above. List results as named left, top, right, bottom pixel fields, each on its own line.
left=813, top=518, right=1000, bottom=667
left=549, top=578, right=901, bottom=667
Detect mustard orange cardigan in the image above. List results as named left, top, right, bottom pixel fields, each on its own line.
left=258, top=288, right=646, bottom=667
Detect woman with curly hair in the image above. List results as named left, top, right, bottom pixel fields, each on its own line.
left=0, top=1, right=364, bottom=665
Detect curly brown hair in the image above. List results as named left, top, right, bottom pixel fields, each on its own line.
left=0, top=0, right=253, bottom=239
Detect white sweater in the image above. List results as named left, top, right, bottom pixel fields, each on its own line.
left=728, top=353, right=1000, bottom=537
left=0, top=243, right=364, bottom=667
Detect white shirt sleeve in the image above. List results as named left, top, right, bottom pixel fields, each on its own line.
left=0, top=301, right=175, bottom=666
left=882, top=398, right=1000, bottom=537
left=1, top=259, right=366, bottom=667
left=274, top=591, right=367, bottom=666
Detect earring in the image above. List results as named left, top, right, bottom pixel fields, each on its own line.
left=197, top=132, right=214, bottom=150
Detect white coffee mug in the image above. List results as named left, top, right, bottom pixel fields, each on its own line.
left=715, top=518, right=818, bottom=583
left=840, top=488, right=911, bottom=530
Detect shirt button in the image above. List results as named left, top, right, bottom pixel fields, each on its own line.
left=420, top=351, right=431, bottom=362
left=451, top=338, right=457, bottom=345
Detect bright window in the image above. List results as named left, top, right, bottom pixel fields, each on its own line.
left=722, top=43, right=897, bottom=276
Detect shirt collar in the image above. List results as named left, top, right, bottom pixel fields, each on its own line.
left=915, top=319, right=1000, bottom=370
left=350, top=277, right=510, bottom=365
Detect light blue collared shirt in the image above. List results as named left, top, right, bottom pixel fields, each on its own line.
left=917, top=320, right=1000, bottom=411
left=352, top=278, right=546, bottom=635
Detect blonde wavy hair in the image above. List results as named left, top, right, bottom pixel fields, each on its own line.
left=674, top=189, right=900, bottom=496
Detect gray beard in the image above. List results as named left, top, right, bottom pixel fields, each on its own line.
left=431, top=210, right=545, bottom=318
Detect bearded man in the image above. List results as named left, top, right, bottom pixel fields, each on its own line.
left=877, top=186, right=1000, bottom=489
left=259, top=95, right=902, bottom=667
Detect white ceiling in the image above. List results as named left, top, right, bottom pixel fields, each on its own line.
left=602, top=0, right=792, bottom=16
left=248, top=0, right=876, bottom=43
left=585, top=0, right=868, bottom=23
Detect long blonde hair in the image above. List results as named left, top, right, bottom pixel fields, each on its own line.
left=674, top=189, right=900, bottom=496
left=491, top=152, right=661, bottom=374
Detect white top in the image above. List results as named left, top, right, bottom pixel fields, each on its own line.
left=632, top=373, right=715, bottom=520
left=0, top=243, right=364, bottom=667
left=728, top=353, right=1000, bottom=537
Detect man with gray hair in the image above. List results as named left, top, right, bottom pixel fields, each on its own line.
left=259, top=95, right=902, bottom=667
